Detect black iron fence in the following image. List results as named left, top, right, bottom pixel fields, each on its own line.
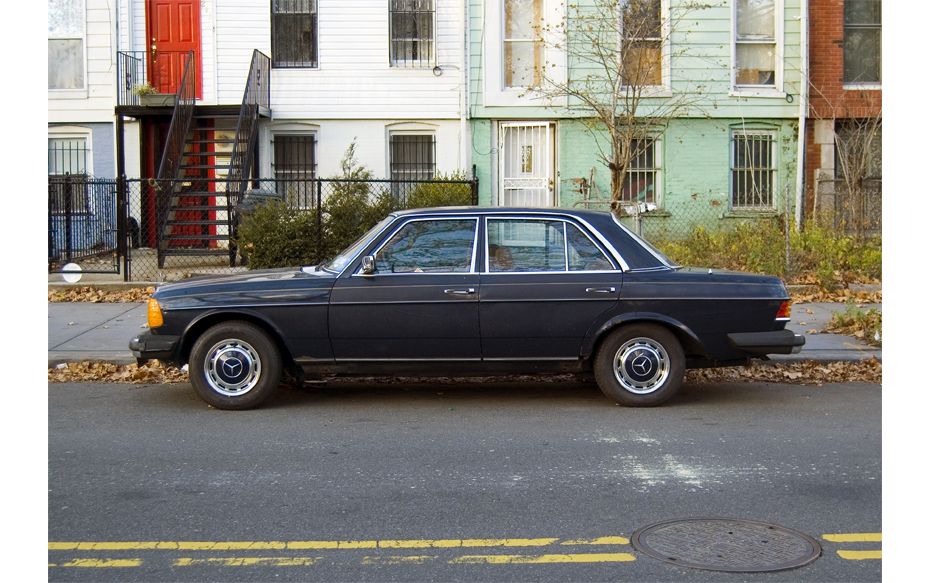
left=48, top=176, right=120, bottom=273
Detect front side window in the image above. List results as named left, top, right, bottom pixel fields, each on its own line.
left=48, top=0, right=85, bottom=90
left=271, top=0, right=318, bottom=68
left=273, top=135, right=316, bottom=208
left=504, top=0, right=542, bottom=88
left=734, top=0, right=776, bottom=88
left=731, top=131, right=775, bottom=210
left=390, top=134, right=436, bottom=202
left=621, top=0, right=662, bottom=87
left=375, top=219, right=477, bottom=273
left=844, top=0, right=881, bottom=85
left=390, top=0, right=435, bottom=66
left=621, top=139, right=658, bottom=203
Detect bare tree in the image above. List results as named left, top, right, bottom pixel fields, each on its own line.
left=809, top=86, right=882, bottom=240
left=527, top=0, right=713, bottom=217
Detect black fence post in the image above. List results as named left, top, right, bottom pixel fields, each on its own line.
left=64, top=177, right=74, bottom=264
left=316, top=180, right=323, bottom=263
left=471, top=164, right=479, bottom=206
left=117, top=174, right=128, bottom=281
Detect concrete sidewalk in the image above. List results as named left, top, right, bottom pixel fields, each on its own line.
left=47, top=297, right=882, bottom=368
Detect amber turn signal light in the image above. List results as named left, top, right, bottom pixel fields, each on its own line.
left=147, top=298, right=164, bottom=328
left=776, top=300, right=792, bottom=319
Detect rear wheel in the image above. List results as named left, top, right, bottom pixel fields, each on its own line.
left=189, top=321, right=283, bottom=410
left=594, top=324, right=685, bottom=407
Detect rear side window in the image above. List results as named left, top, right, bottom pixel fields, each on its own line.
left=487, top=218, right=614, bottom=272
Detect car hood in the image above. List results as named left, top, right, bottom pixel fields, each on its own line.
left=153, top=266, right=337, bottom=308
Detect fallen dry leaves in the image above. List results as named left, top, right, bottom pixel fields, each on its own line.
left=789, top=288, right=881, bottom=304
left=49, top=359, right=881, bottom=386
left=48, top=360, right=189, bottom=384
left=48, top=287, right=156, bottom=303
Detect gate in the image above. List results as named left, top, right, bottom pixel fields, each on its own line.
left=48, top=175, right=122, bottom=275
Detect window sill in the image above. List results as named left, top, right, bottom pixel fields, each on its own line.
left=49, top=88, right=88, bottom=100
left=729, top=89, right=787, bottom=99
left=842, top=83, right=881, bottom=91
left=722, top=209, right=779, bottom=218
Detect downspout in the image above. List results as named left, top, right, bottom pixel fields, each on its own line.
left=795, top=0, right=809, bottom=229
left=461, top=0, right=470, bottom=173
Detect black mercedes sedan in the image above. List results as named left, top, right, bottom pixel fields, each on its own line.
left=130, top=207, right=804, bottom=409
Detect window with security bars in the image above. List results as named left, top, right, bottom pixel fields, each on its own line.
left=621, top=139, right=657, bottom=203
left=390, top=134, right=436, bottom=201
left=844, top=0, right=881, bottom=85
left=271, top=0, right=318, bottom=68
left=390, top=0, right=435, bottom=66
left=273, top=135, right=317, bottom=208
left=48, top=137, right=88, bottom=214
left=731, top=132, right=775, bottom=209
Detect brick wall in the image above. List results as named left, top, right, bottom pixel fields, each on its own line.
left=806, top=0, right=882, bottom=205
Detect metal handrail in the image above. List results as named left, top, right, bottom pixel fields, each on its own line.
left=155, top=50, right=197, bottom=256
left=226, top=50, right=271, bottom=200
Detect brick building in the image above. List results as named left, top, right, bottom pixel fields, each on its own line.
left=805, top=0, right=881, bottom=232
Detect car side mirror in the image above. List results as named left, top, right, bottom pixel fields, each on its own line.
left=360, top=255, right=376, bottom=276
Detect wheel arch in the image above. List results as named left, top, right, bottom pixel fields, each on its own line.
left=178, top=309, right=295, bottom=370
left=584, top=313, right=708, bottom=363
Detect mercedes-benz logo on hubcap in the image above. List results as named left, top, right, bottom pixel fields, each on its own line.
left=223, top=358, right=243, bottom=377
left=632, top=355, right=653, bottom=376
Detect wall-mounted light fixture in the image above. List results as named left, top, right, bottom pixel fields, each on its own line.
left=433, top=66, right=442, bottom=77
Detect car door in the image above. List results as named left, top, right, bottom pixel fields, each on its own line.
left=479, top=216, right=622, bottom=360
left=328, top=217, right=482, bottom=361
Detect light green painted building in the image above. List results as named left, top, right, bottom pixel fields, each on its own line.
left=468, top=0, right=807, bottom=239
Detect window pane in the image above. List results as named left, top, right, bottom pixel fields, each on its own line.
left=622, top=41, right=661, bottom=86
left=737, top=0, right=775, bottom=39
left=621, top=139, right=657, bottom=202
left=845, top=0, right=881, bottom=25
left=732, top=133, right=774, bottom=208
left=567, top=224, right=613, bottom=271
left=49, top=39, right=84, bottom=89
left=376, top=219, right=476, bottom=273
left=504, top=0, right=541, bottom=87
left=844, top=28, right=881, bottom=83
left=48, top=0, right=83, bottom=37
left=735, top=43, right=775, bottom=85
left=390, top=134, right=435, bottom=202
left=487, top=219, right=566, bottom=272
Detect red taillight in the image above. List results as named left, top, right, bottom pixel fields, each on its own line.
left=776, top=300, right=791, bottom=320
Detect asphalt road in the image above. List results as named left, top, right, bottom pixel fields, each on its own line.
left=48, top=378, right=881, bottom=582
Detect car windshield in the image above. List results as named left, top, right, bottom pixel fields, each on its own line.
left=318, top=216, right=395, bottom=274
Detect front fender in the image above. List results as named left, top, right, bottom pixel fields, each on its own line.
left=176, top=307, right=291, bottom=365
left=581, top=311, right=709, bottom=360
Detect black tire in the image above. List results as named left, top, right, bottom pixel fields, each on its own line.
left=593, top=323, right=685, bottom=407
left=188, top=321, right=283, bottom=410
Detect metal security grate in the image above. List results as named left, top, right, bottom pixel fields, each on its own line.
left=732, top=132, right=775, bottom=209
left=390, top=134, right=436, bottom=202
left=272, top=0, right=318, bottom=68
left=273, top=135, right=317, bottom=208
left=390, top=0, right=435, bottom=66
left=621, top=139, right=657, bottom=203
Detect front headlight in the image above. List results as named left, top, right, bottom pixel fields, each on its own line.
left=147, top=298, right=164, bottom=328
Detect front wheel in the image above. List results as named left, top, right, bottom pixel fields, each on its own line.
left=594, top=324, right=685, bottom=407
left=189, top=321, right=283, bottom=410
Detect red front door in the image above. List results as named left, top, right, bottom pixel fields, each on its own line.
left=146, top=0, right=203, bottom=99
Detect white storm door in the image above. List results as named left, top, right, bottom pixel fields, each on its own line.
left=500, top=122, right=554, bottom=206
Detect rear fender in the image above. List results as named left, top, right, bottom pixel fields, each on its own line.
left=582, top=312, right=709, bottom=360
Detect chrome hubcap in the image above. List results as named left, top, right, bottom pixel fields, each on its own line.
left=612, top=337, right=670, bottom=394
left=204, top=339, right=261, bottom=396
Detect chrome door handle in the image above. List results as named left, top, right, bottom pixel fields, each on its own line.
left=444, top=288, right=475, bottom=295
left=585, top=287, right=616, bottom=293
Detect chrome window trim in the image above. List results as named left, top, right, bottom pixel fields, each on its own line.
left=357, top=216, right=480, bottom=276
left=330, top=215, right=398, bottom=278
left=482, top=216, right=621, bottom=274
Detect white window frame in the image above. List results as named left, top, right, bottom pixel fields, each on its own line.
left=485, top=0, right=566, bottom=107
left=619, top=0, right=671, bottom=96
left=730, top=0, right=785, bottom=97
left=48, top=0, right=87, bottom=97
left=730, top=129, right=778, bottom=211
left=265, top=122, right=319, bottom=208
left=842, top=0, right=882, bottom=89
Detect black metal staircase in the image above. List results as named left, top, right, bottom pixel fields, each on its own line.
left=156, top=50, right=271, bottom=269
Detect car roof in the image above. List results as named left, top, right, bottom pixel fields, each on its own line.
left=391, top=206, right=613, bottom=221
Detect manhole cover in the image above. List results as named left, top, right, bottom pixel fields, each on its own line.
left=630, top=518, right=821, bottom=572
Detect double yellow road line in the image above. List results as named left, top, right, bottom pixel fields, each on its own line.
left=823, top=533, right=882, bottom=560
